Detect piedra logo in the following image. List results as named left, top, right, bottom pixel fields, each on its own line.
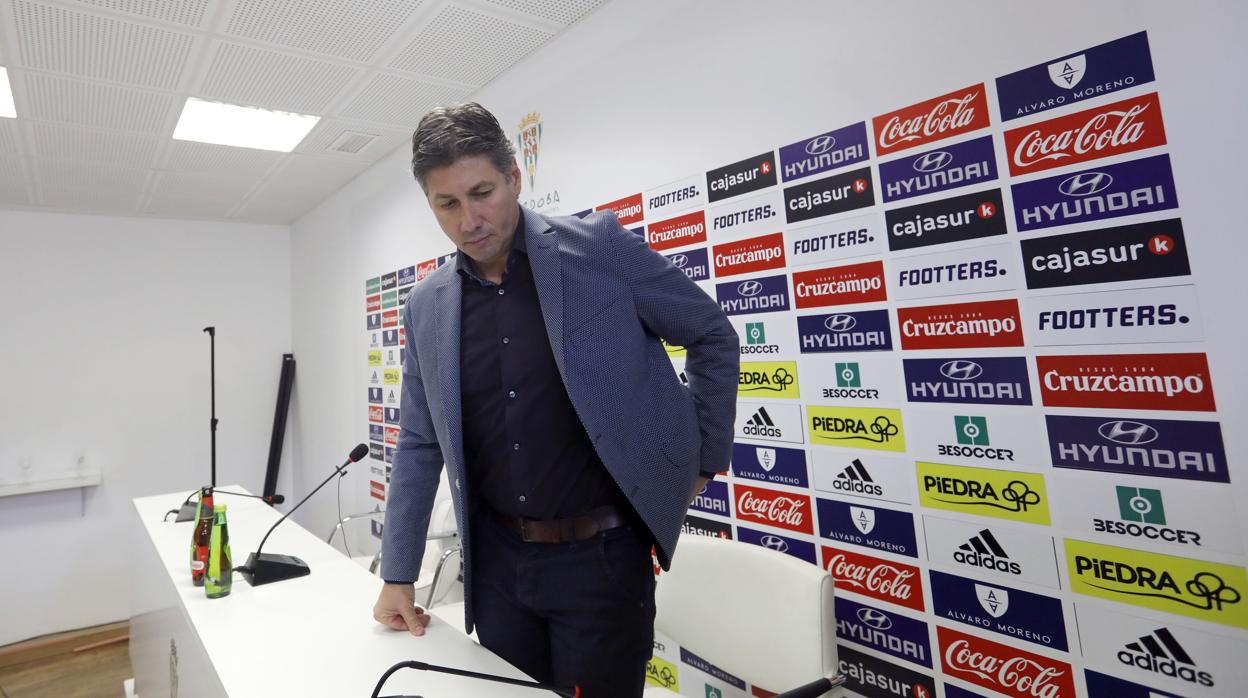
left=808, top=406, right=905, bottom=452
left=737, top=361, right=799, bottom=398
left=918, top=462, right=1050, bottom=525
left=645, top=656, right=679, bottom=690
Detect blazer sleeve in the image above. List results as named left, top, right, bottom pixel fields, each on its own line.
left=608, top=216, right=739, bottom=475
left=379, top=299, right=445, bottom=584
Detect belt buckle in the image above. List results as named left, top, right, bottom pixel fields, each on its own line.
left=518, top=517, right=533, bottom=543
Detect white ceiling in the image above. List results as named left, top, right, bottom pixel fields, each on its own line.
left=0, top=0, right=606, bottom=223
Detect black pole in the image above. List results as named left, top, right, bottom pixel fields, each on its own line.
left=203, top=326, right=217, bottom=488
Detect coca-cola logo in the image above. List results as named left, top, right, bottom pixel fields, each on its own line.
left=880, top=93, right=981, bottom=149
left=825, top=550, right=921, bottom=610
left=938, top=627, right=1074, bottom=698
left=735, top=488, right=811, bottom=534
left=1013, top=104, right=1149, bottom=168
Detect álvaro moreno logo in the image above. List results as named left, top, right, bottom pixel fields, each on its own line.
left=937, top=626, right=1075, bottom=698
left=873, top=84, right=991, bottom=156
left=733, top=484, right=813, bottom=535
left=996, top=32, right=1155, bottom=121
left=822, top=545, right=925, bottom=611
left=1004, top=92, right=1166, bottom=176
left=1037, top=352, right=1215, bottom=411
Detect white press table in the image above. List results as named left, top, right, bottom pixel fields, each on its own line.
left=129, top=486, right=541, bottom=697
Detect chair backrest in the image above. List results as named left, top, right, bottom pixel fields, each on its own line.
left=654, top=534, right=836, bottom=691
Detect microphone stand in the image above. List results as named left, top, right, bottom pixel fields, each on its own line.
left=170, top=326, right=221, bottom=523
left=370, top=660, right=580, bottom=698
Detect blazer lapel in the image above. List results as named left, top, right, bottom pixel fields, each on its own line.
left=433, top=271, right=465, bottom=473
left=523, top=208, right=568, bottom=381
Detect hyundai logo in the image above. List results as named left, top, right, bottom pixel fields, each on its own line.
left=805, top=135, right=837, bottom=155
left=824, top=314, right=857, bottom=332
left=1098, top=420, right=1159, bottom=445
left=670, top=254, right=688, bottom=268
left=759, top=535, right=789, bottom=553
left=856, top=607, right=893, bottom=630
left=913, top=151, right=953, bottom=173
left=738, top=280, right=763, bottom=297
left=939, top=360, right=984, bottom=381
left=1059, top=172, right=1113, bottom=197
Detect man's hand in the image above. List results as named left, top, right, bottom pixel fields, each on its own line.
left=373, top=582, right=432, bottom=636
left=688, top=474, right=710, bottom=508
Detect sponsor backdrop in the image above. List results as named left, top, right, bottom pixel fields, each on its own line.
left=337, top=6, right=1248, bottom=698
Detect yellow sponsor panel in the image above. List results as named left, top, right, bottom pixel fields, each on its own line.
left=807, top=406, right=905, bottom=452
left=645, top=656, right=680, bottom=691
left=367, top=350, right=382, bottom=366
left=382, top=368, right=400, bottom=385
left=1065, top=539, right=1248, bottom=629
left=662, top=339, right=686, bottom=357
left=738, top=361, right=800, bottom=399
left=916, top=461, right=1050, bottom=525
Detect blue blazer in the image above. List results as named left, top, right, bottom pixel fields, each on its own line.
left=381, top=206, right=739, bottom=631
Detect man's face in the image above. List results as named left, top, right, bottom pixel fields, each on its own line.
left=424, top=154, right=523, bottom=268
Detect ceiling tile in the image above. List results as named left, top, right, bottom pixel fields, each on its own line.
left=151, top=170, right=264, bottom=201
left=338, top=73, right=468, bottom=127
left=0, top=119, right=20, bottom=157
left=28, top=122, right=161, bottom=166
left=164, top=139, right=285, bottom=174
left=388, top=4, right=552, bottom=85
left=483, top=0, right=605, bottom=27
left=12, top=0, right=196, bottom=90
left=38, top=186, right=140, bottom=212
left=224, top=0, right=425, bottom=63
left=199, top=41, right=360, bottom=115
left=0, top=155, right=31, bottom=204
left=60, top=0, right=211, bottom=28
left=34, top=159, right=149, bottom=192
left=295, top=118, right=410, bottom=159
left=144, top=190, right=238, bottom=218
left=22, top=72, right=180, bottom=132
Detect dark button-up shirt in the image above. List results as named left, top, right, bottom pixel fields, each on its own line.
left=457, top=214, right=622, bottom=520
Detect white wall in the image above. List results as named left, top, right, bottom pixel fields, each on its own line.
left=0, top=210, right=292, bottom=646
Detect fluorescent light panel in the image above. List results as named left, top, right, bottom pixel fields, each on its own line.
left=0, top=67, right=16, bottom=119
left=173, top=97, right=318, bottom=152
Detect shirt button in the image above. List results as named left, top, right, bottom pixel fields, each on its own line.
left=512, top=442, right=520, bottom=451
left=502, top=337, right=510, bottom=345
left=518, top=495, right=526, bottom=503
left=508, top=390, right=516, bottom=399
left=498, top=288, right=505, bottom=296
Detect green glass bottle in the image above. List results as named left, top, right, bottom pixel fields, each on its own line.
left=190, top=487, right=213, bottom=586
left=205, top=503, right=232, bottom=599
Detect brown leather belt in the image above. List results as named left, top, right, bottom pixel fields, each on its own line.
left=492, top=504, right=628, bottom=543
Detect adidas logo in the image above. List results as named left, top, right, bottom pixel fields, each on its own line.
left=953, top=529, right=1021, bottom=575
left=742, top=407, right=783, bottom=438
left=1117, top=628, right=1213, bottom=687
left=831, top=459, right=882, bottom=497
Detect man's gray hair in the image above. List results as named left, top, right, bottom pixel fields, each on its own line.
left=410, top=102, right=516, bottom=190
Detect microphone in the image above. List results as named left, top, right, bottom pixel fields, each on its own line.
left=370, top=660, right=580, bottom=698
left=773, top=674, right=848, bottom=698
left=216, top=490, right=286, bottom=505
left=236, top=444, right=368, bottom=586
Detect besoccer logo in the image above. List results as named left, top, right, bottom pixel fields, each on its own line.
left=746, top=322, right=766, bottom=345
left=836, top=362, right=861, bottom=388
left=705, top=685, right=723, bottom=698
left=955, top=416, right=989, bottom=446
left=1117, top=486, right=1166, bottom=525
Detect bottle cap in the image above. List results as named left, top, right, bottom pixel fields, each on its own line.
left=214, top=503, right=227, bottom=513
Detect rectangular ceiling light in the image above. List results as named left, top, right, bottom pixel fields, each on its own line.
left=0, top=67, right=16, bottom=119
left=173, top=97, right=318, bottom=152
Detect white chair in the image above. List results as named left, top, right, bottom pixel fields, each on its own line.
left=645, top=534, right=845, bottom=696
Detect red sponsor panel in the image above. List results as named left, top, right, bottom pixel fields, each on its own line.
left=382, top=309, right=399, bottom=328
left=647, top=210, right=707, bottom=251
left=384, top=426, right=400, bottom=446
left=937, top=626, right=1075, bottom=698
left=873, top=83, right=991, bottom=156
left=792, top=261, right=887, bottom=309
left=1037, top=352, right=1215, bottom=411
left=1004, top=92, right=1167, bottom=176
left=366, top=294, right=381, bottom=313
left=712, top=232, right=786, bottom=278
left=399, top=327, right=406, bottom=346
left=821, top=545, right=924, bottom=611
left=596, top=193, right=645, bottom=226
left=733, top=483, right=813, bottom=535
left=898, top=298, right=1024, bottom=350
left=416, top=259, right=437, bottom=282
left=368, top=405, right=384, bottom=424
left=370, top=480, right=386, bottom=501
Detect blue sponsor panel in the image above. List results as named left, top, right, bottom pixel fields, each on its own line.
left=902, top=357, right=1032, bottom=406
left=664, top=247, right=710, bottom=282
left=736, top=525, right=817, bottom=564
left=817, top=498, right=918, bottom=558
left=1085, top=669, right=1183, bottom=698
left=571, top=208, right=593, bottom=219
left=1012, top=154, right=1178, bottom=232
left=1046, top=414, right=1229, bottom=483
left=878, top=135, right=997, bottom=204
left=929, top=570, right=1068, bottom=651
left=730, top=443, right=808, bottom=487
left=383, top=329, right=399, bottom=346
left=690, top=478, right=731, bottom=517
left=397, top=266, right=416, bottom=286
left=834, top=596, right=932, bottom=668
left=678, top=647, right=746, bottom=690
left=436, top=252, right=456, bottom=267
left=369, top=424, right=384, bottom=442
left=943, top=687, right=988, bottom=698
left=367, top=313, right=381, bottom=330
left=715, top=273, right=791, bottom=316
left=797, top=309, right=893, bottom=354
left=778, top=122, right=870, bottom=182
left=368, top=388, right=383, bottom=404
left=369, top=442, right=384, bottom=461
left=383, top=446, right=395, bottom=464
left=996, top=31, right=1155, bottom=121
left=384, top=407, right=400, bottom=424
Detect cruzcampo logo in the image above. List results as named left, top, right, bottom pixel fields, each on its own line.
left=516, top=112, right=542, bottom=190
left=1117, top=486, right=1165, bottom=524
left=366, top=276, right=380, bottom=294
left=746, top=322, right=766, bottom=345
left=955, top=415, right=989, bottom=446
left=917, top=462, right=1050, bottom=525
left=663, top=339, right=687, bottom=357
left=367, top=350, right=382, bottom=367
left=808, top=406, right=905, bottom=452
left=382, top=368, right=400, bottom=386
left=835, top=362, right=861, bottom=388
left=1065, top=539, right=1248, bottom=629
left=645, top=656, right=680, bottom=690
left=738, top=361, right=799, bottom=399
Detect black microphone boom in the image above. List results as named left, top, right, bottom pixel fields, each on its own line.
left=371, top=660, right=580, bottom=698
left=238, top=444, right=368, bottom=587
left=773, top=674, right=848, bottom=698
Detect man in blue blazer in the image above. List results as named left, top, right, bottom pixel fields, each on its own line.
left=372, top=103, right=738, bottom=696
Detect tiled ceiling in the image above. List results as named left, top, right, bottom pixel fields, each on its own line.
left=0, top=0, right=607, bottom=223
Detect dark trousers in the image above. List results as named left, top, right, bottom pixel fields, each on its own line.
left=470, top=510, right=656, bottom=697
